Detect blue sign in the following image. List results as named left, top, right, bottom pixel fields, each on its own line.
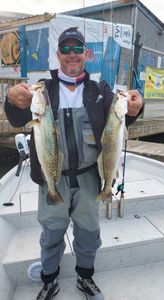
left=101, top=37, right=121, bottom=89
left=26, top=28, right=49, bottom=71
left=85, top=42, right=103, bottom=73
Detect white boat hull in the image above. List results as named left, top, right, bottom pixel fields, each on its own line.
left=1, top=153, right=164, bottom=300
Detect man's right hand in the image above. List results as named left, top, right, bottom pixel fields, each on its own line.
left=7, top=83, right=33, bottom=109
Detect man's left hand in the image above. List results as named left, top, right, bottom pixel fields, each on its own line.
left=127, top=90, right=143, bottom=116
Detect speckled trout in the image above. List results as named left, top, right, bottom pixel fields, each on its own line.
left=97, top=91, right=129, bottom=203
left=28, top=81, right=64, bottom=204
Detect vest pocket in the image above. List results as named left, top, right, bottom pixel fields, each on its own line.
left=82, top=126, right=98, bottom=163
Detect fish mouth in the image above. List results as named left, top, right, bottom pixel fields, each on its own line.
left=117, top=89, right=129, bottom=98
left=30, top=81, right=45, bottom=92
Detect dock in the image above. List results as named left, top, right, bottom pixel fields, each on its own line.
left=127, top=118, right=164, bottom=162
left=2, top=117, right=164, bottom=146
left=127, top=139, right=164, bottom=162
left=128, top=118, right=164, bottom=139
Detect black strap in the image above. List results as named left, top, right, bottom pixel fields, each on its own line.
left=61, top=163, right=97, bottom=177
left=64, top=108, right=79, bottom=170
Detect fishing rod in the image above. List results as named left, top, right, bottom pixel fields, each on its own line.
left=105, top=0, right=115, bottom=220
left=116, top=5, right=137, bottom=217
left=113, top=0, right=136, bottom=217
left=117, top=138, right=128, bottom=218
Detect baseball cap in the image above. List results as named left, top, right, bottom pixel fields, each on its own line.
left=58, top=27, right=86, bottom=46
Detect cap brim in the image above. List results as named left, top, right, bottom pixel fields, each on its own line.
left=59, top=37, right=86, bottom=46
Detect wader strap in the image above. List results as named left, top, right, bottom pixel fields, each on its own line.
left=62, top=163, right=97, bottom=188
left=61, top=162, right=97, bottom=177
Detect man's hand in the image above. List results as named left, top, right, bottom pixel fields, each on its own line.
left=127, top=90, right=143, bottom=116
left=7, top=83, right=33, bottom=109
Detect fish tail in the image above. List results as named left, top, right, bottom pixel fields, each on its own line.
left=47, top=190, right=64, bottom=205
left=96, top=190, right=113, bottom=202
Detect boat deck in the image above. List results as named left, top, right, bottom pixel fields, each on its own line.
left=13, top=260, right=164, bottom=300
left=1, top=153, right=164, bottom=300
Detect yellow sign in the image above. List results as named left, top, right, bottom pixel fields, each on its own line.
left=144, top=67, right=164, bottom=99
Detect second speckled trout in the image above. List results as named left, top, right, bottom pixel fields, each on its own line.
left=97, top=91, right=129, bottom=202
left=28, top=81, right=64, bottom=204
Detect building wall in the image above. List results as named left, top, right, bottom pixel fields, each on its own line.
left=79, top=5, right=134, bottom=24
left=136, top=9, right=164, bottom=52
left=72, top=5, right=164, bottom=52
left=67, top=3, right=164, bottom=119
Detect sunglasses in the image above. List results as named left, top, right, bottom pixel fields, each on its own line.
left=59, top=45, right=86, bottom=55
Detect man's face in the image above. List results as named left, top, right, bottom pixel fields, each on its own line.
left=57, top=39, right=88, bottom=77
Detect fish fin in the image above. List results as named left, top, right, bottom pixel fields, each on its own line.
left=97, top=152, right=104, bottom=180
left=96, top=190, right=113, bottom=202
left=112, top=169, right=119, bottom=186
left=56, top=150, right=64, bottom=182
left=56, top=126, right=60, bottom=137
left=26, top=119, right=39, bottom=128
left=112, top=178, right=117, bottom=187
left=47, top=190, right=64, bottom=205
left=123, top=125, right=128, bottom=140
left=100, top=129, right=105, bottom=143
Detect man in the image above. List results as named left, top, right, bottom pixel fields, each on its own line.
left=5, top=27, right=143, bottom=300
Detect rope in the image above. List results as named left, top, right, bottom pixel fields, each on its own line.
left=82, top=0, right=86, bottom=39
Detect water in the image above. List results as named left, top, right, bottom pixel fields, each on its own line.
left=0, top=148, right=19, bottom=179
left=140, top=132, right=164, bottom=143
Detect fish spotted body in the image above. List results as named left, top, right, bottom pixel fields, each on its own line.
left=29, top=81, right=64, bottom=204
left=97, top=91, right=128, bottom=202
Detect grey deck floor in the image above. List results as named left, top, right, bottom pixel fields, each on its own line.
left=13, top=261, right=164, bottom=300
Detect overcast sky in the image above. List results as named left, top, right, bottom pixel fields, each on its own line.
left=0, top=0, right=164, bottom=23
